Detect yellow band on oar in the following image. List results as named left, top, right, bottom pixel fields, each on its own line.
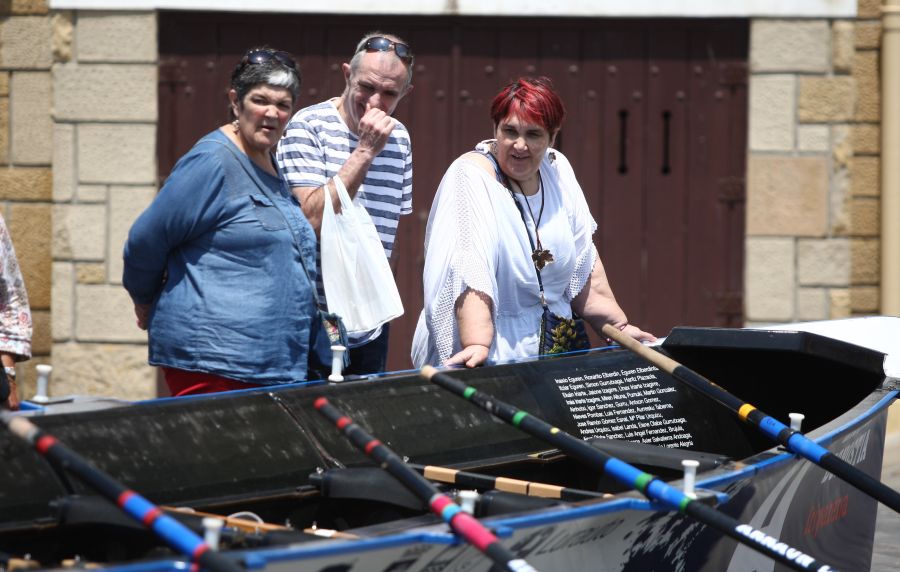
left=738, top=404, right=756, bottom=421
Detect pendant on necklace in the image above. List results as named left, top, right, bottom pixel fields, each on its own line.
left=532, top=248, right=554, bottom=270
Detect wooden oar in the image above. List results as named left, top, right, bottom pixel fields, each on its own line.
left=602, top=323, right=900, bottom=515
left=411, top=463, right=612, bottom=502
left=422, top=366, right=840, bottom=572
left=313, top=397, right=538, bottom=572
left=0, top=413, right=243, bottom=572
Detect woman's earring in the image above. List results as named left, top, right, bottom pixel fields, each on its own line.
left=232, top=119, right=240, bottom=133
left=490, top=140, right=498, bottom=155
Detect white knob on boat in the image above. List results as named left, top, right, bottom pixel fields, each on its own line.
left=328, top=345, right=347, bottom=382
left=682, top=459, right=700, bottom=499
left=32, top=364, right=52, bottom=404
left=458, top=490, right=479, bottom=515
left=202, top=517, right=224, bottom=550
left=789, top=412, right=805, bottom=432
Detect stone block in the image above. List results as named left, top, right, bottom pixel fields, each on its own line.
left=50, top=342, right=155, bottom=400
left=0, top=72, right=8, bottom=96
left=6, top=203, right=50, bottom=309
left=830, top=164, right=851, bottom=235
left=78, top=124, right=156, bottom=184
left=75, top=284, right=147, bottom=343
left=854, top=51, right=880, bottom=122
left=54, top=64, right=157, bottom=122
left=797, top=124, right=829, bottom=152
left=750, top=20, right=829, bottom=73
left=850, top=285, right=879, bottom=313
left=53, top=203, right=106, bottom=260
left=31, top=309, right=50, bottom=355
left=850, top=156, right=880, bottom=197
left=77, top=12, right=157, bottom=63
left=0, top=167, right=52, bottom=200
left=832, top=124, right=852, bottom=168
left=77, top=184, right=107, bottom=202
left=745, top=237, right=795, bottom=321
left=0, top=16, right=52, bottom=69
left=850, top=123, right=880, bottom=154
left=108, top=186, right=156, bottom=284
left=53, top=123, right=75, bottom=202
left=10, top=71, right=52, bottom=164
left=0, top=98, right=6, bottom=164
left=51, top=11, right=73, bottom=63
left=849, top=197, right=879, bottom=236
left=851, top=238, right=879, bottom=283
left=747, top=155, right=828, bottom=236
left=749, top=75, right=795, bottom=151
left=797, top=238, right=850, bottom=286
left=8, top=0, right=48, bottom=14
left=797, top=287, right=828, bottom=321
left=52, top=261, right=73, bottom=341
left=76, top=262, right=106, bottom=284
left=829, top=289, right=851, bottom=319
left=832, top=21, right=855, bottom=73
left=855, top=21, right=882, bottom=49
left=858, top=0, right=882, bottom=19
left=798, top=76, right=856, bottom=122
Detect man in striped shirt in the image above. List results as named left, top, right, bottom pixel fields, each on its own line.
left=276, top=32, right=414, bottom=376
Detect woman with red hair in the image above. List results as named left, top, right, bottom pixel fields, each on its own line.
left=412, top=77, right=654, bottom=368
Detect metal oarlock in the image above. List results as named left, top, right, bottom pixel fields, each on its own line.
left=32, top=364, right=52, bottom=404
left=328, top=345, right=347, bottom=382
left=681, top=459, right=700, bottom=499
left=202, top=517, right=224, bottom=551
left=789, top=412, right=805, bottom=432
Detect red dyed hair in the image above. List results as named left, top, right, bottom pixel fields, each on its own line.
left=490, top=76, right=566, bottom=135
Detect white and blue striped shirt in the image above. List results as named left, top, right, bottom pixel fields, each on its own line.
left=276, top=99, right=413, bottom=344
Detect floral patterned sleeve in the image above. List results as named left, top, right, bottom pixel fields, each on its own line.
left=0, top=214, right=32, bottom=360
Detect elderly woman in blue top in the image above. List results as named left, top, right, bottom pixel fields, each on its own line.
left=123, top=48, right=319, bottom=396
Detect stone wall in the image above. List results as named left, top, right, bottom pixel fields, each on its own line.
left=50, top=10, right=158, bottom=400
left=0, top=0, right=53, bottom=397
left=745, top=0, right=883, bottom=324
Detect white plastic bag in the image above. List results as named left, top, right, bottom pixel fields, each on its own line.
left=320, top=176, right=404, bottom=335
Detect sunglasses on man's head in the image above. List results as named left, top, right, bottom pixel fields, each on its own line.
left=244, top=49, right=297, bottom=70
left=359, top=36, right=413, bottom=62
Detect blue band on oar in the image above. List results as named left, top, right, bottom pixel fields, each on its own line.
left=787, top=432, right=829, bottom=463
left=512, top=411, right=528, bottom=427
left=757, top=416, right=786, bottom=440
left=440, top=503, right=462, bottom=522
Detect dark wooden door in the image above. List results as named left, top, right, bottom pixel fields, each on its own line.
left=159, top=13, right=747, bottom=372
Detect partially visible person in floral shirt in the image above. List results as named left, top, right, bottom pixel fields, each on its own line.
left=0, top=213, right=32, bottom=410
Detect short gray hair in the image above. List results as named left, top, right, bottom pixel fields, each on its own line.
left=348, top=31, right=413, bottom=85
left=230, top=47, right=302, bottom=116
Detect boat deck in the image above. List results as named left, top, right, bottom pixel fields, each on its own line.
left=872, top=427, right=900, bottom=571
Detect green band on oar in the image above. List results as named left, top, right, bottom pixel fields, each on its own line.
left=601, top=323, right=900, bottom=516
left=420, top=365, right=840, bottom=572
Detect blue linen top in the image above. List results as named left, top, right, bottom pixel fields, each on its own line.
left=123, top=129, right=319, bottom=384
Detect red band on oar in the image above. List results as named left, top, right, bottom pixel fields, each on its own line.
left=313, top=397, right=327, bottom=409
left=337, top=416, right=351, bottom=430
left=191, top=543, right=209, bottom=561
left=118, top=490, right=135, bottom=508
left=364, top=439, right=381, bottom=455
left=35, top=434, right=56, bottom=454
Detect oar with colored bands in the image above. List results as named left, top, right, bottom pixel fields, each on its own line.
left=410, top=463, right=611, bottom=502
left=0, top=413, right=243, bottom=572
left=313, top=397, right=538, bottom=572
left=601, top=322, right=900, bottom=515
left=421, top=366, right=839, bottom=572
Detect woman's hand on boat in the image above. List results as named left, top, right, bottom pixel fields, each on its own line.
left=445, top=344, right=490, bottom=368
left=622, top=324, right=657, bottom=343
left=133, top=303, right=151, bottom=330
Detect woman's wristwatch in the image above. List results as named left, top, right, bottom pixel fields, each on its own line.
left=4, top=366, right=16, bottom=381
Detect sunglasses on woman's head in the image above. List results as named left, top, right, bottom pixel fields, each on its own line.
left=244, top=49, right=297, bottom=70
left=359, top=36, right=413, bottom=62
